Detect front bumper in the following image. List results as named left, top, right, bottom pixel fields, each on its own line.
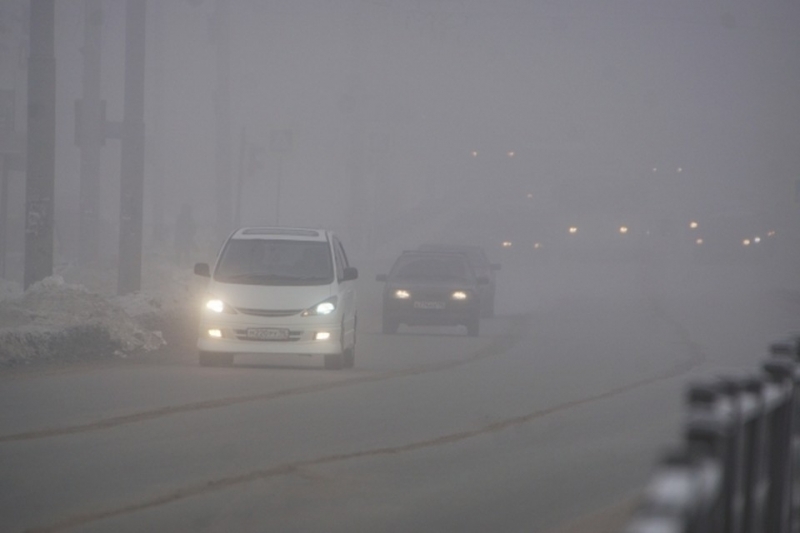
left=382, top=299, right=479, bottom=327
left=197, top=314, right=343, bottom=356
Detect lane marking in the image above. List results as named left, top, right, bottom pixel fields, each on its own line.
left=24, top=294, right=710, bottom=532
left=1, top=315, right=530, bottom=444
left=26, top=334, right=703, bottom=533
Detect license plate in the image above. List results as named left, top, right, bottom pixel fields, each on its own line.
left=246, top=328, right=289, bottom=340
left=413, top=301, right=446, bottom=309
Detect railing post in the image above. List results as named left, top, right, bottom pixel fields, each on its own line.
left=623, top=449, right=722, bottom=533
left=762, top=358, right=798, bottom=533
left=739, top=377, right=770, bottom=533
left=619, top=336, right=800, bottom=533
left=685, top=380, right=736, bottom=533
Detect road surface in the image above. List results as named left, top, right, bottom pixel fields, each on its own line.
left=1, top=254, right=798, bottom=533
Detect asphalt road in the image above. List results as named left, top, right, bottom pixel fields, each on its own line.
left=1, top=253, right=798, bottom=533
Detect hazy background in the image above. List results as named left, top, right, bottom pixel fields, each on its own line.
left=0, top=0, right=798, bottom=283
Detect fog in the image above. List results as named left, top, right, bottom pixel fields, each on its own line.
left=2, top=3, right=800, bottom=530
left=1, top=0, right=798, bottom=284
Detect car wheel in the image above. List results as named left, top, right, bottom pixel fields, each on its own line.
left=199, top=351, right=233, bottom=367
left=324, top=352, right=345, bottom=370
left=343, top=347, right=355, bottom=369
left=343, top=318, right=356, bottom=368
left=382, top=317, right=399, bottom=334
left=466, top=318, right=480, bottom=337
left=325, top=321, right=348, bottom=370
left=481, top=291, right=496, bottom=318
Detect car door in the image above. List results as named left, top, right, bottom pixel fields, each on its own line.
left=333, top=236, right=357, bottom=349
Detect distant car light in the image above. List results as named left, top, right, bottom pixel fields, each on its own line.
left=696, top=238, right=703, bottom=245
left=208, top=329, right=222, bottom=338
left=754, top=237, right=761, bottom=243
left=451, top=291, right=468, bottom=300
left=742, top=239, right=751, bottom=246
left=619, top=226, right=628, bottom=234
left=569, top=227, right=578, bottom=234
left=314, top=331, right=331, bottom=341
left=690, top=221, right=698, bottom=229
left=502, top=241, right=512, bottom=248
left=767, top=231, right=776, bottom=237
left=393, top=289, right=411, bottom=299
left=533, top=242, right=541, bottom=249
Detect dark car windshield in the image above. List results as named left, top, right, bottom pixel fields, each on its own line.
left=214, top=239, right=334, bottom=285
left=389, top=254, right=474, bottom=282
left=419, top=245, right=491, bottom=274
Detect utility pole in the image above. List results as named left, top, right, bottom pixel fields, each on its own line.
left=148, top=0, right=167, bottom=251
left=212, top=0, right=232, bottom=246
left=345, top=4, right=368, bottom=253
left=77, top=0, right=104, bottom=267
left=24, top=0, right=56, bottom=289
left=117, top=0, right=146, bottom=295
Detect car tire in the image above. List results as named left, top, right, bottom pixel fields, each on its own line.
left=481, top=298, right=495, bottom=318
left=466, top=318, right=480, bottom=337
left=343, top=347, right=355, bottom=369
left=325, top=320, right=349, bottom=370
left=343, top=318, right=356, bottom=368
left=382, top=317, right=399, bottom=335
left=324, top=352, right=345, bottom=370
left=199, top=351, right=233, bottom=367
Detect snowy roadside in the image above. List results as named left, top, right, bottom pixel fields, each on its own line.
left=0, top=260, right=204, bottom=368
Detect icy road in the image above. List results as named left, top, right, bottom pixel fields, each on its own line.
left=1, top=257, right=798, bottom=533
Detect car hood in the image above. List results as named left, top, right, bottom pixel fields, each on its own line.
left=208, top=282, right=334, bottom=310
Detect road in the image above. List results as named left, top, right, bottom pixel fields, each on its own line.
left=1, top=252, right=798, bottom=533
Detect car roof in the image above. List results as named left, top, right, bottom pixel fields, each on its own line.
left=418, top=243, right=486, bottom=253
left=418, top=244, right=490, bottom=263
left=399, top=249, right=471, bottom=259
left=230, top=227, right=329, bottom=242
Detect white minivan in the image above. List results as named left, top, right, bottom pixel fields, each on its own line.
left=193, top=227, right=358, bottom=369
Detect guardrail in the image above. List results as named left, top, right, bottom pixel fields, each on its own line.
left=622, top=335, right=800, bottom=533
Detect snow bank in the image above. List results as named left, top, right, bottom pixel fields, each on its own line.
left=0, top=257, right=204, bottom=367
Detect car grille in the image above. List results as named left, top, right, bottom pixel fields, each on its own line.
left=236, top=307, right=301, bottom=317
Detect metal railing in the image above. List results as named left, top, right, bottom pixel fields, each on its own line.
left=622, top=335, right=800, bottom=533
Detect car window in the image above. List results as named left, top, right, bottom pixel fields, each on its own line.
left=390, top=255, right=473, bottom=281
left=336, top=240, right=351, bottom=269
left=214, top=239, right=334, bottom=285
left=332, top=237, right=346, bottom=280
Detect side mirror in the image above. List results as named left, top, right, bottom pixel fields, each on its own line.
left=477, top=275, right=490, bottom=285
left=491, top=264, right=501, bottom=271
left=376, top=274, right=388, bottom=282
left=342, top=266, right=358, bottom=282
left=194, top=263, right=210, bottom=277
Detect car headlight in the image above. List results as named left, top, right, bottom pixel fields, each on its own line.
left=451, top=291, right=468, bottom=300
left=205, top=299, right=237, bottom=314
left=393, top=289, right=411, bottom=299
left=301, top=296, right=338, bottom=316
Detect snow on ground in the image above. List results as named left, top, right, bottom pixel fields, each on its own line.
left=0, top=255, right=204, bottom=367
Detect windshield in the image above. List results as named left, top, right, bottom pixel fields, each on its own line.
left=390, top=255, right=474, bottom=282
left=214, top=239, right=333, bottom=285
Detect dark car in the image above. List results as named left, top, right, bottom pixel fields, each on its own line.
left=417, top=244, right=500, bottom=317
left=376, top=250, right=487, bottom=336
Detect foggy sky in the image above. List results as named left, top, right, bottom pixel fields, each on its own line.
left=1, top=0, right=799, bottom=271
